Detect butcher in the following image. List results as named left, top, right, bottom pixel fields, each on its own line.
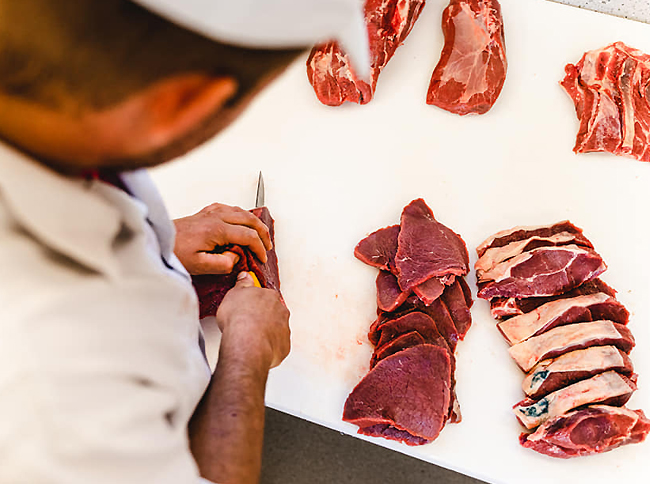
left=0, top=1, right=368, bottom=483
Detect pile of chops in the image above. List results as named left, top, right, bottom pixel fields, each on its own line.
left=475, top=221, right=650, bottom=458
left=307, top=0, right=507, bottom=115
left=343, top=199, right=473, bottom=445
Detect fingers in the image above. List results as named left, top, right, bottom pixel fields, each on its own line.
left=234, top=271, right=255, bottom=288
left=192, top=251, right=240, bottom=275
left=204, top=204, right=273, bottom=252
left=225, top=225, right=269, bottom=263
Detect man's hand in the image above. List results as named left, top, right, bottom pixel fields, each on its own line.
left=173, top=203, right=272, bottom=275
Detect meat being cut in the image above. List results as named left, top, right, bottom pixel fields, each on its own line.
left=497, top=292, right=629, bottom=345
left=561, top=42, right=650, bottom=162
left=520, top=405, right=650, bottom=458
left=513, top=371, right=637, bottom=429
left=192, top=207, right=281, bottom=319
left=508, top=321, right=635, bottom=372
left=477, top=245, right=606, bottom=300
left=426, top=0, right=507, bottom=115
left=343, top=345, right=452, bottom=444
left=523, top=346, right=634, bottom=400
left=307, top=0, right=426, bottom=106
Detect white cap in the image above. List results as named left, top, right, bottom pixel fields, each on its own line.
left=132, top=0, right=371, bottom=78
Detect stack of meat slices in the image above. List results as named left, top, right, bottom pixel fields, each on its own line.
left=343, top=199, right=473, bottom=445
left=475, top=221, right=650, bottom=458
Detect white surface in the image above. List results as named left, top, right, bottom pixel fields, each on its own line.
left=150, top=1, right=650, bottom=483
left=554, top=0, right=650, bottom=24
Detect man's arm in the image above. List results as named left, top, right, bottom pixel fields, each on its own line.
left=189, top=273, right=290, bottom=484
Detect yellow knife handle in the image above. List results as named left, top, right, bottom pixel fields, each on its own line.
left=248, top=272, right=262, bottom=288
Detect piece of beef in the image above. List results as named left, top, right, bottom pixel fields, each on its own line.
left=395, top=199, right=469, bottom=293
left=413, top=276, right=450, bottom=305
left=426, top=0, right=507, bottom=115
left=489, top=278, right=616, bottom=319
left=520, top=405, right=650, bottom=458
left=307, top=0, right=426, bottom=106
left=523, top=346, right=634, bottom=400
left=370, top=330, right=426, bottom=368
left=476, top=221, right=592, bottom=258
left=513, top=371, right=637, bottom=429
left=508, top=321, right=635, bottom=372
left=354, top=225, right=400, bottom=272
left=440, top=279, right=473, bottom=340
left=497, top=292, right=629, bottom=345
left=343, top=345, right=452, bottom=442
left=477, top=245, right=607, bottom=300
left=376, top=270, right=410, bottom=312
left=561, top=42, right=650, bottom=162
left=192, top=207, right=281, bottom=319
left=359, top=424, right=431, bottom=446
left=458, top=276, right=474, bottom=308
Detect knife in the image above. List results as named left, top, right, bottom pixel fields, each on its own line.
left=255, top=171, right=265, bottom=208
left=546, top=0, right=645, bottom=23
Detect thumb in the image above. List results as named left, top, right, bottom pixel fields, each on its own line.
left=235, top=271, right=255, bottom=288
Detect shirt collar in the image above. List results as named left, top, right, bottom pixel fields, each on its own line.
left=0, top=142, right=123, bottom=277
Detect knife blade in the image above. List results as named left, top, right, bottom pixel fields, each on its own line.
left=255, top=171, right=265, bottom=208
left=546, top=0, right=647, bottom=23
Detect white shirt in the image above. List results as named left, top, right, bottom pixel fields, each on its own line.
left=0, top=142, right=215, bottom=483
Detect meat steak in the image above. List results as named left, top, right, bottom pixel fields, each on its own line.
left=561, top=42, right=650, bottom=162
left=370, top=331, right=426, bottom=368
left=440, top=279, right=473, bottom=340
left=354, top=224, right=400, bottom=271
left=520, top=405, right=650, bottom=458
left=376, top=270, right=410, bottom=312
left=426, top=0, right=507, bottom=115
left=307, top=0, right=426, bottom=106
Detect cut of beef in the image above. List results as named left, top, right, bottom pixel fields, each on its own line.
left=413, top=276, right=448, bottom=305
left=513, top=371, right=637, bottom=429
left=372, top=311, right=447, bottom=349
left=477, top=245, right=607, bottom=300
left=497, top=292, right=629, bottom=345
left=426, top=0, right=507, bottom=115
left=376, top=270, right=410, bottom=312
left=354, top=225, right=400, bottom=271
left=523, top=346, right=634, bottom=400
left=440, top=279, right=473, bottom=340
left=489, top=278, right=616, bottom=319
left=307, top=0, right=426, bottom=106
left=561, top=42, right=650, bottom=162
left=395, top=199, right=469, bottom=292
left=192, top=207, right=281, bottom=319
left=359, top=424, right=431, bottom=446
left=343, top=345, right=452, bottom=442
left=520, top=405, right=650, bottom=458
left=508, top=321, right=635, bottom=372
left=370, top=331, right=426, bottom=368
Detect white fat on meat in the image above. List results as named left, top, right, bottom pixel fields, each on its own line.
left=514, top=371, right=636, bottom=429
left=476, top=221, right=572, bottom=256
left=523, top=346, right=631, bottom=398
left=497, top=292, right=615, bottom=345
left=508, top=320, right=629, bottom=372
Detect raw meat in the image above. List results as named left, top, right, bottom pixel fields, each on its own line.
left=520, top=405, right=650, bottom=458
left=396, top=199, right=469, bottom=292
left=523, top=346, right=634, bottom=400
left=489, top=278, right=616, bottom=319
left=477, top=245, right=607, bottom=300
left=370, top=331, right=426, bottom=368
left=359, top=424, right=431, bottom=446
left=561, top=42, right=650, bottom=162
left=497, top=292, right=629, bottom=345
left=192, top=207, right=281, bottom=319
left=440, top=279, right=473, bottom=340
left=343, top=345, right=452, bottom=442
left=508, top=321, right=635, bottom=372
left=513, top=371, right=637, bottom=429
left=376, top=271, right=410, bottom=312
left=373, top=311, right=446, bottom=349
left=354, top=225, right=400, bottom=271
left=413, top=276, right=448, bottom=305
left=307, top=0, right=426, bottom=106
left=427, top=0, right=507, bottom=115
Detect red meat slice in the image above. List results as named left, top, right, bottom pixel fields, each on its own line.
left=370, top=330, right=426, bottom=368
left=376, top=271, right=410, bottom=312
left=359, top=424, right=431, bottom=446
left=192, top=207, right=281, bottom=319
left=413, top=276, right=448, bottom=305
left=440, top=278, right=473, bottom=340
left=561, top=42, right=650, bottom=162
left=343, top=345, right=452, bottom=443
left=307, top=0, right=426, bottom=106
left=354, top=225, right=400, bottom=272
left=395, top=199, right=469, bottom=293
left=520, top=405, right=650, bottom=458
left=426, top=0, right=507, bottom=115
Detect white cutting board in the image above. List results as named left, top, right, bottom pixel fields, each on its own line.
left=150, top=1, right=650, bottom=483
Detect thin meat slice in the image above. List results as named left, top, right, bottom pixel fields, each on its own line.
left=477, top=245, right=607, bottom=300
left=376, top=271, right=410, bottom=312
left=427, top=0, right=507, bottom=115
left=396, top=199, right=469, bottom=292
left=359, top=424, right=431, bottom=446
left=413, top=276, right=449, bottom=305
left=561, top=42, right=650, bottom=162
left=513, top=371, right=637, bottom=429
left=497, top=292, right=629, bottom=345
left=458, top=276, right=474, bottom=308
left=370, top=331, right=426, bottom=368
left=373, top=311, right=446, bottom=349
left=307, top=0, right=427, bottom=106
left=354, top=225, right=400, bottom=271
left=343, top=345, right=452, bottom=443
left=508, top=321, right=635, bottom=372
left=520, top=405, right=650, bottom=458
left=523, top=346, right=634, bottom=400
left=440, top=279, right=473, bottom=340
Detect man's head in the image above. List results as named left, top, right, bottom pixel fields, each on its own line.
left=0, top=0, right=302, bottom=172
